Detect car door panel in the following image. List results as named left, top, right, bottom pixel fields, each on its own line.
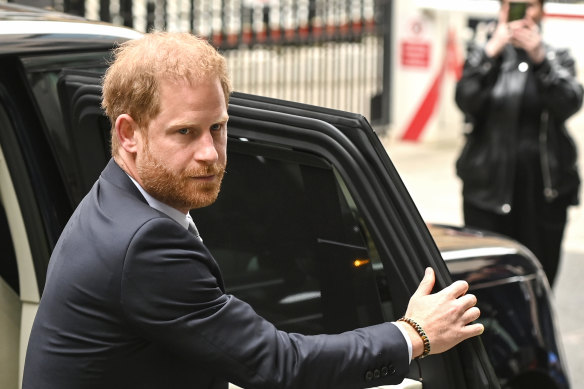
left=224, top=97, right=499, bottom=389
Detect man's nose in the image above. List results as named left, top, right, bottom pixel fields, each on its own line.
left=194, top=131, right=219, bottom=163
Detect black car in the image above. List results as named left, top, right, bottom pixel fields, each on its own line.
left=0, top=4, right=569, bottom=389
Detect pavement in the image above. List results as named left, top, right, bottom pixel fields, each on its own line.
left=379, top=125, right=584, bottom=387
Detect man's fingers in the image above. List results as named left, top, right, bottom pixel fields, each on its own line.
left=457, top=293, right=477, bottom=309
left=523, top=18, right=539, bottom=32
left=461, top=306, right=481, bottom=325
left=500, top=2, right=509, bottom=23
left=461, top=322, right=485, bottom=340
left=442, top=279, right=469, bottom=299
left=413, top=267, right=435, bottom=297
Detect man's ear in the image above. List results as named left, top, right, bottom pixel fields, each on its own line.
left=115, top=114, right=141, bottom=154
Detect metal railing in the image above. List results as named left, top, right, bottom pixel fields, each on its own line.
left=9, top=0, right=391, bottom=128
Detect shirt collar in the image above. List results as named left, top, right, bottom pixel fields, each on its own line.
left=127, top=174, right=190, bottom=230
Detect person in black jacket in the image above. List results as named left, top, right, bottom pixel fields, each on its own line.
left=455, top=0, right=583, bottom=287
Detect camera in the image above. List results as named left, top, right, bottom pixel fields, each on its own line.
left=508, top=1, right=528, bottom=21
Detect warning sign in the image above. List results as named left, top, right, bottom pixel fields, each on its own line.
left=400, top=41, right=430, bottom=68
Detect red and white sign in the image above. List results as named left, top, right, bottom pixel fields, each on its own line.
left=400, top=41, right=431, bottom=68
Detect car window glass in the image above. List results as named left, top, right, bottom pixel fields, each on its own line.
left=20, top=53, right=110, bottom=204
left=21, top=52, right=109, bottom=149
left=191, top=140, right=396, bottom=334
left=333, top=168, right=397, bottom=323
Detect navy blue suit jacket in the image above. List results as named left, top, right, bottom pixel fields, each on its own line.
left=23, top=159, right=410, bottom=388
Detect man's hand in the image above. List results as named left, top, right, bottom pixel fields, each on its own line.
left=485, top=2, right=511, bottom=58
left=485, top=23, right=511, bottom=59
left=509, top=19, right=545, bottom=64
left=397, top=268, right=484, bottom=358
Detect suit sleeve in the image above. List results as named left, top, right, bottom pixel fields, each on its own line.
left=120, top=217, right=410, bottom=389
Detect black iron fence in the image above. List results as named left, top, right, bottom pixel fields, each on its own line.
left=14, top=0, right=392, bottom=128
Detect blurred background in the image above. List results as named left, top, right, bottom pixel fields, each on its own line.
left=3, top=0, right=582, bottom=140
left=3, top=0, right=583, bottom=385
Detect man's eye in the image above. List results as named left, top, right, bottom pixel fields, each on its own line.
left=178, top=128, right=190, bottom=135
left=211, top=123, right=223, bottom=131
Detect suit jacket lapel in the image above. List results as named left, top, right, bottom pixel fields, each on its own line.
left=100, top=158, right=147, bottom=204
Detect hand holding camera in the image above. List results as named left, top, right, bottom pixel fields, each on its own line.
left=486, top=1, right=544, bottom=64
left=509, top=18, right=545, bottom=64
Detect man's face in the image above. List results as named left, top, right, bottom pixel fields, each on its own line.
left=135, top=77, right=228, bottom=213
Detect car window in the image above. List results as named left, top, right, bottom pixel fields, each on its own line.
left=20, top=53, right=111, bottom=206
left=22, top=53, right=109, bottom=145
left=191, top=140, right=396, bottom=334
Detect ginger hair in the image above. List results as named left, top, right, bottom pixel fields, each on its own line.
left=102, top=31, right=232, bottom=157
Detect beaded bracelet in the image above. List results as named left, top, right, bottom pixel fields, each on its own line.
left=398, top=316, right=431, bottom=359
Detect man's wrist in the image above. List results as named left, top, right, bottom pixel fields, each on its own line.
left=397, top=317, right=431, bottom=359
left=485, top=38, right=504, bottom=59
left=394, top=320, right=424, bottom=359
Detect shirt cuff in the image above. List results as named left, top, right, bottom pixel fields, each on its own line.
left=391, top=321, right=413, bottom=363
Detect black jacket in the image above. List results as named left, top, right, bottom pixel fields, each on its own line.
left=455, top=42, right=583, bottom=214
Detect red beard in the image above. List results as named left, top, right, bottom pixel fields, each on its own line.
left=137, top=144, right=225, bottom=211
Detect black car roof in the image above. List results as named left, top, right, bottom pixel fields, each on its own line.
left=0, top=4, right=142, bottom=55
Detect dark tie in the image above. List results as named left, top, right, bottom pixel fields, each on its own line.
left=186, top=214, right=203, bottom=242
